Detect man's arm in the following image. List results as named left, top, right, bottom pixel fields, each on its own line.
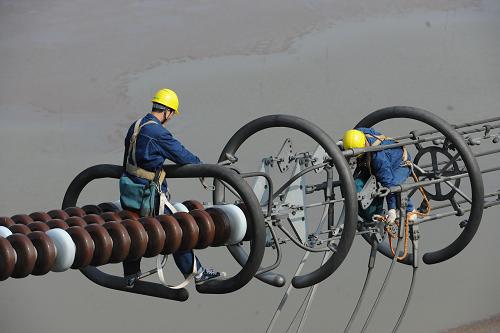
left=157, top=130, right=202, bottom=165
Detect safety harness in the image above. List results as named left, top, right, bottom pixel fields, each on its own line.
left=126, top=118, right=181, bottom=215
left=364, top=133, right=431, bottom=261
left=126, top=118, right=167, bottom=184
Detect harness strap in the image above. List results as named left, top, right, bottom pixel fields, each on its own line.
left=156, top=195, right=198, bottom=289
left=364, top=133, right=410, bottom=175
left=126, top=118, right=166, bottom=183
left=365, top=133, right=389, bottom=147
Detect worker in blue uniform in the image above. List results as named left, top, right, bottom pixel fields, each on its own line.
left=342, top=128, right=415, bottom=225
left=121, top=88, right=224, bottom=288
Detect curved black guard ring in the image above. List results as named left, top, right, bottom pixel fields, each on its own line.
left=215, top=114, right=358, bottom=289
left=63, top=164, right=266, bottom=298
left=356, top=106, right=484, bottom=265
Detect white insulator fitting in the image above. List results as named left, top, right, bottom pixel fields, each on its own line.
left=0, top=226, right=12, bottom=238
left=213, top=204, right=247, bottom=245
left=46, top=228, right=76, bottom=272
left=173, top=202, right=189, bottom=213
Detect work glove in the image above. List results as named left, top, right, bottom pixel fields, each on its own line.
left=386, top=209, right=397, bottom=226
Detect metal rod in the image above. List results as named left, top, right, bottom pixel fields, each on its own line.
left=219, top=179, right=242, bottom=200
left=277, top=224, right=332, bottom=253
left=271, top=162, right=328, bottom=201
left=344, top=239, right=378, bottom=333
left=432, top=191, right=500, bottom=211
left=443, top=180, right=473, bottom=204
left=284, top=288, right=314, bottom=333
left=344, top=123, right=500, bottom=158
left=439, top=152, right=461, bottom=174
left=418, top=146, right=500, bottom=170
left=312, top=198, right=331, bottom=238
left=256, top=222, right=283, bottom=275
left=296, top=198, right=345, bottom=209
left=266, top=251, right=311, bottom=333
left=296, top=252, right=331, bottom=333
left=392, top=268, right=418, bottom=333
left=390, top=165, right=500, bottom=194
left=391, top=116, right=500, bottom=141
left=240, top=171, right=274, bottom=217
left=344, top=134, right=444, bottom=157
left=360, top=237, right=403, bottom=333
left=417, top=199, right=500, bottom=225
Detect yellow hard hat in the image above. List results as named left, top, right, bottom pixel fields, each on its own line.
left=152, top=88, right=179, bottom=114
left=343, top=129, right=366, bottom=150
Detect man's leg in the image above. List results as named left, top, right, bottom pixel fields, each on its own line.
left=393, top=166, right=414, bottom=212
left=173, top=250, right=201, bottom=275
left=123, top=259, right=141, bottom=288
left=123, top=259, right=141, bottom=276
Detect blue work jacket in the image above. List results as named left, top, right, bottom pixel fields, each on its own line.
left=357, top=127, right=411, bottom=210
left=122, top=113, right=202, bottom=192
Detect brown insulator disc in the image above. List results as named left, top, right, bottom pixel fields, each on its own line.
left=64, top=207, right=86, bottom=217
left=65, top=217, right=87, bottom=228
left=0, top=237, right=16, bottom=281
left=103, top=222, right=131, bottom=263
left=28, top=231, right=56, bottom=276
left=138, top=217, right=166, bottom=258
left=66, top=226, right=94, bottom=269
left=10, top=214, right=34, bottom=225
left=83, top=214, right=105, bottom=225
left=84, top=224, right=113, bottom=266
left=173, top=212, right=199, bottom=251
left=0, top=217, right=15, bottom=228
left=29, top=212, right=51, bottom=222
left=182, top=200, right=205, bottom=211
left=236, top=203, right=253, bottom=241
left=9, top=224, right=31, bottom=235
left=8, top=234, right=37, bottom=278
left=119, top=210, right=140, bottom=221
left=101, top=212, right=122, bottom=222
left=82, top=204, right=102, bottom=215
left=98, top=202, right=120, bottom=213
left=120, top=219, right=148, bottom=261
left=47, top=209, right=70, bottom=220
left=27, top=221, right=50, bottom=232
left=189, top=209, right=215, bottom=249
left=205, top=207, right=231, bottom=246
left=156, top=215, right=182, bottom=255
left=46, top=219, right=69, bottom=230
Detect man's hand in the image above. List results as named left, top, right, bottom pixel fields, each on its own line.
left=386, top=209, right=397, bottom=225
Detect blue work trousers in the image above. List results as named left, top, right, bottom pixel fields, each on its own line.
left=387, top=165, right=414, bottom=212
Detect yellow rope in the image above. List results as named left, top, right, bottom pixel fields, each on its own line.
left=386, top=161, right=431, bottom=261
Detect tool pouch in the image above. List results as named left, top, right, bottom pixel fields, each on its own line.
left=119, top=174, right=160, bottom=217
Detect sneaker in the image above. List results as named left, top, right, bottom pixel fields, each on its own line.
left=124, top=271, right=141, bottom=289
left=194, top=267, right=226, bottom=285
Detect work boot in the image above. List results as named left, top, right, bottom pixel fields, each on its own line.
left=194, top=267, right=226, bottom=285
left=124, top=271, right=141, bottom=289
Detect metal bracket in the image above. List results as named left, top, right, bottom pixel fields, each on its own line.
left=310, top=145, right=329, bottom=173
left=283, top=161, right=308, bottom=244
left=358, top=175, right=378, bottom=209
left=276, top=138, right=293, bottom=173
